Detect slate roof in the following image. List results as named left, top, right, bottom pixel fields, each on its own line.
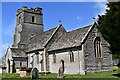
left=11, top=48, right=27, bottom=57
left=48, top=25, right=91, bottom=51
left=25, top=27, right=57, bottom=52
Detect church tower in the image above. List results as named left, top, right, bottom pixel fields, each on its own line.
left=12, top=6, right=44, bottom=48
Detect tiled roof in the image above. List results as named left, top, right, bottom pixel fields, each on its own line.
left=48, top=25, right=91, bottom=51
left=25, top=27, right=57, bottom=52
left=11, top=48, right=27, bottom=57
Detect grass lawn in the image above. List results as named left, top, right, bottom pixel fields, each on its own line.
left=39, top=69, right=120, bottom=79
left=1, top=67, right=120, bottom=80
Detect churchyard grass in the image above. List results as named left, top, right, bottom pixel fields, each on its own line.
left=1, top=73, right=20, bottom=78
left=1, top=67, right=120, bottom=79
left=39, top=70, right=120, bottom=78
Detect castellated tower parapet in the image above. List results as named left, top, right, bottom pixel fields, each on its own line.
left=12, top=6, right=44, bottom=48
left=16, top=6, right=43, bottom=16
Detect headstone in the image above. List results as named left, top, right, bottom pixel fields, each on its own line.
left=31, top=68, right=39, bottom=79
left=57, top=67, right=64, bottom=78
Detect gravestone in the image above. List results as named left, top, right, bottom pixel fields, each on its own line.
left=31, top=68, right=39, bottom=79
left=57, top=67, right=64, bottom=78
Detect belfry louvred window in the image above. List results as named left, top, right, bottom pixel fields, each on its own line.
left=32, top=16, right=35, bottom=23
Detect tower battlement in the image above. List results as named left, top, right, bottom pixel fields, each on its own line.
left=16, top=6, right=42, bottom=15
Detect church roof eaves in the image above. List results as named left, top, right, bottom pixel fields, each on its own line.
left=11, top=48, right=27, bottom=57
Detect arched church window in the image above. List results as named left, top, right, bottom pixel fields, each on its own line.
left=60, top=59, right=64, bottom=72
left=32, top=16, right=35, bottom=23
left=69, top=50, right=74, bottom=62
left=94, top=37, right=102, bottom=58
left=35, top=52, right=39, bottom=64
left=20, top=61, right=22, bottom=67
left=53, top=53, right=56, bottom=63
left=31, top=55, right=34, bottom=68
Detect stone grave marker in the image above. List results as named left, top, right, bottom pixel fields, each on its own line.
left=57, top=67, right=64, bottom=78
left=31, top=68, right=39, bottom=79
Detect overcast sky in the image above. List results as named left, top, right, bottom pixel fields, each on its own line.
left=1, top=2, right=108, bottom=58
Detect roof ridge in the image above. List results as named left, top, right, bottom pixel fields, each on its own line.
left=67, top=25, right=91, bottom=33
left=43, top=24, right=62, bottom=47
left=44, top=27, right=57, bottom=33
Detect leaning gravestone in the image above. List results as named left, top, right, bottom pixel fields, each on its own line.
left=57, top=67, right=64, bottom=78
left=31, top=68, right=39, bottom=79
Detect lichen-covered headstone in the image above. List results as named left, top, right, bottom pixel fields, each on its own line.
left=57, top=67, right=64, bottom=78
left=31, top=68, right=39, bottom=79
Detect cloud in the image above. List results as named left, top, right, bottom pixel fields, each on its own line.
left=76, top=16, right=82, bottom=20
left=93, top=2, right=108, bottom=18
left=96, top=2, right=107, bottom=15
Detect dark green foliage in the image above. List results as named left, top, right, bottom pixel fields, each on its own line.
left=97, top=2, right=120, bottom=56
left=112, top=54, right=120, bottom=59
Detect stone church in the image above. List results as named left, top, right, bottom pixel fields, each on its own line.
left=5, top=6, right=112, bottom=75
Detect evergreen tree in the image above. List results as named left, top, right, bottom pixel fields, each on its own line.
left=97, top=2, right=120, bottom=56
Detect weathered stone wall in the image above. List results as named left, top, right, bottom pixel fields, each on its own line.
left=20, top=23, right=43, bottom=43
left=27, top=51, right=44, bottom=72
left=14, top=57, right=27, bottom=68
left=13, top=8, right=43, bottom=48
left=49, top=48, right=85, bottom=74
left=46, top=25, right=66, bottom=49
left=45, top=25, right=66, bottom=71
left=24, top=11, right=43, bottom=25
left=83, top=24, right=112, bottom=73
left=5, top=48, right=13, bottom=73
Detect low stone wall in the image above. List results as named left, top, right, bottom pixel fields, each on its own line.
left=2, top=67, right=6, bottom=73
left=19, top=70, right=27, bottom=77
left=16, top=68, right=20, bottom=74
left=17, top=67, right=32, bottom=77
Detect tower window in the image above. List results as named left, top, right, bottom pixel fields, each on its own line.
left=19, top=16, right=22, bottom=24
left=94, top=37, right=102, bottom=58
left=32, top=16, right=35, bottom=23
left=69, top=50, right=74, bottom=62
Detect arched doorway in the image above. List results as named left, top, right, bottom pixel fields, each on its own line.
left=7, top=59, right=10, bottom=73
left=60, top=59, right=64, bottom=72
